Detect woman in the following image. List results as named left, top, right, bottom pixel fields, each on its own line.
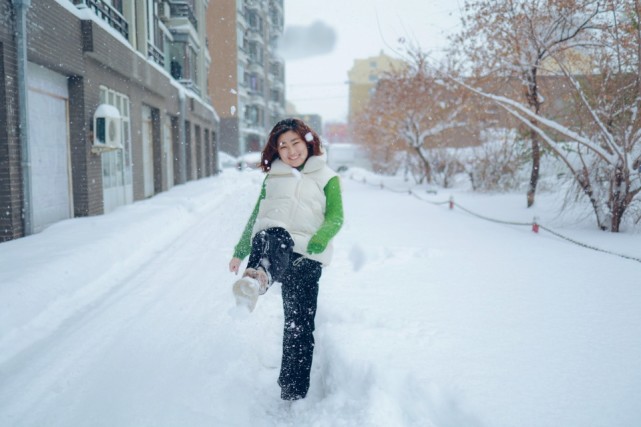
left=229, top=117, right=344, bottom=401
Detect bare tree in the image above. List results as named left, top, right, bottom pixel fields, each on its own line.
left=453, top=0, right=605, bottom=207
left=449, top=0, right=641, bottom=231
left=353, top=50, right=471, bottom=184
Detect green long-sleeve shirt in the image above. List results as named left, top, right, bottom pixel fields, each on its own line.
left=233, top=175, right=344, bottom=260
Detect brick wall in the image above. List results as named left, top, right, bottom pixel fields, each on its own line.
left=0, top=1, right=22, bottom=241
left=27, top=1, right=85, bottom=75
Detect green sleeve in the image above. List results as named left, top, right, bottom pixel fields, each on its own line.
left=307, top=176, right=344, bottom=254
left=233, top=178, right=267, bottom=260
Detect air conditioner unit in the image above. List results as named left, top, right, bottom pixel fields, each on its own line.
left=92, top=104, right=122, bottom=153
left=159, top=2, right=171, bottom=22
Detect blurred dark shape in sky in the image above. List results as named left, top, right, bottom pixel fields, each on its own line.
left=277, top=20, right=337, bottom=60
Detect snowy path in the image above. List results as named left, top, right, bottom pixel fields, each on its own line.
left=1, top=170, right=640, bottom=427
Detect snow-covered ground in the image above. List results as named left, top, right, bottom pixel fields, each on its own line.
left=1, top=168, right=639, bottom=427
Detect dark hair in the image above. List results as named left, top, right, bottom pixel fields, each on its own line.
left=260, top=118, right=323, bottom=172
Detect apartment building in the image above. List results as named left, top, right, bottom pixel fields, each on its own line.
left=347, top=51, right=405, bottom=124
left=207, top=0, right=286, bottom=156
left=0, top=0, right=219, bottom=242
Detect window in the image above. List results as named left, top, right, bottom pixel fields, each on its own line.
left=146, top=0, right=164, bottom=66
left=99, top=86, right=132, bottom=190
left=247, top=11, right=263, bottom=33
left=249, top=74, right=263, bottom=92
left=270, top=88, right=281, bottom=103
left=170, top=42, right=198, bottom=89
left=270, top=62, right=281, bottom=79
left=108, top=0, right=123, bottom=13
left=244, top=105, right=264, bottom=126
left=248, top=42, right=263, bottom=64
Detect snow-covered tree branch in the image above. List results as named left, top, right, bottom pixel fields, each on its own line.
left=452, top=0, right=606, bottom=206
left=444, top=1, right=641, bottom=231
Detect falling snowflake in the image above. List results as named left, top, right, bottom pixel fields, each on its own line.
left=230, top=88, right=237, bottom=94
left=304, top=132, right=313, bottom=142
left=230, top=106, right=236, bottom=115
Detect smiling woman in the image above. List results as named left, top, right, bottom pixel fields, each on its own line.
left=276, top=130, right=309, bottom=168
left=228, top=117, right=344, bottom=401
left=258, top=118, right=324, bottom=173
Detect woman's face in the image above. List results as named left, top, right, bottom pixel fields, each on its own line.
left=277, top=130, right=309, bottom=168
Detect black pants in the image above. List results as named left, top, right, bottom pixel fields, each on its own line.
left=247, top=227, right=322, bottom=400
left=247, top=227, right=294, bottom=285
left=278, top=254, right=321, bottom=400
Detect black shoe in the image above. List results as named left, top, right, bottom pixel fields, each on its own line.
left=281, top=391, right=303, bottom=401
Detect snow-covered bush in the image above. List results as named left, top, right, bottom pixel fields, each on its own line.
left=460, top=129, right=529, bottom=192
left=430, top=148, right=465, bottom=188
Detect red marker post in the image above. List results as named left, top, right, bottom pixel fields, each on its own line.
left=532, top=216, right=539, bottom=233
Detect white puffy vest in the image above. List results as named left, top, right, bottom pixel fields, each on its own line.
left=252, top=154, right=337, bottom=266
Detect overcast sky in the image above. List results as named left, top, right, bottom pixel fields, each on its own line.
left=281, top=0, right=464, bottom=124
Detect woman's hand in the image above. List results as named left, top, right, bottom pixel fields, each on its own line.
left=229, top=257, right=242, bottom=275
left=306, top=235, right=327, bottom=254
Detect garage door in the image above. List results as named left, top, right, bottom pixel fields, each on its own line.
left=27, top=63, right=72, bottom=233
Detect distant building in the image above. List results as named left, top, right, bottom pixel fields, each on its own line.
left=285, top=100, right=298, bottom=115
left=323, top=122, right=349, bottom=143
left=207, top=0, right=286, bottom=156
left=0, top=0, right=219, bottom=242
left=347, top=51, right=405, bottom=123
left=284, top=114, right=323, bottom=136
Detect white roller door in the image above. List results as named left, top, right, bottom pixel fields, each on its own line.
left=27, top=63, right=72, bottom=233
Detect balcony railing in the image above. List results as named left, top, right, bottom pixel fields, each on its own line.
left=147, top=41, right=165, bottom=67
left=169, top=1, right=198, bottom=31
left=72, top=0, right=129, bottom=39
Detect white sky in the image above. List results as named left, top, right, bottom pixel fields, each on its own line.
left=283, top=0, right=464, bottom=123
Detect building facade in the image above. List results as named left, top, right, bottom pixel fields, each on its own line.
left=207, top=0, right=286, bottom=156
left=347, top=51, right=405, bottom=124
left=0, top=0, right=219, bottom=242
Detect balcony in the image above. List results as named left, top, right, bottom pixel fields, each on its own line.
left=270, top=0, right=284, bottom=10
left=244, top=0, right=260, bottom=11
left=169, top=0, right=198, bottom=30
left=248, top=59, right=263, bottom=72
left=248, top=87, right=266, bottom=103
left=72, top=0, right=129, bottom=39
left=246, top=27, right=264, bottom=43
left=179, top=79, right=201, bottom=96
left=268, top=9, right=283, bottom=35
